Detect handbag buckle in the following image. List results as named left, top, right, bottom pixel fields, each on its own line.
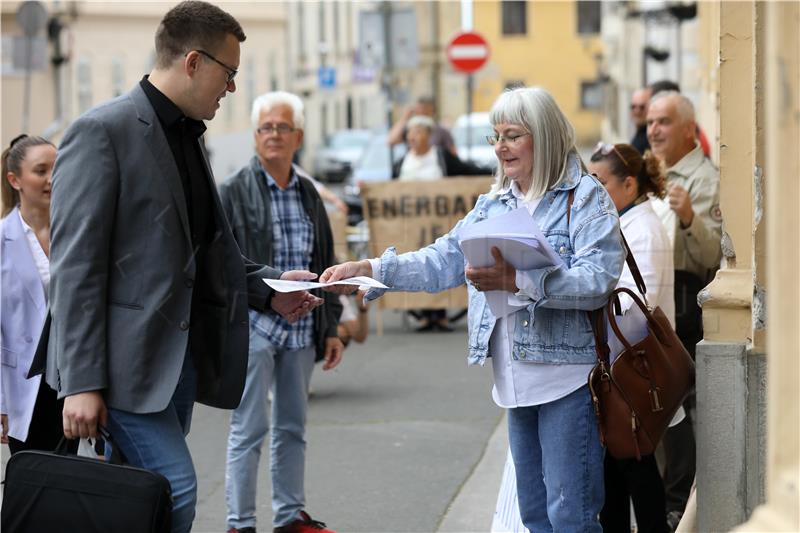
left=649, top=387, right=664, bottom=412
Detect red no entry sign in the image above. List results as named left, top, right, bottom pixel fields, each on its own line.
left=446, top=31, right=490, bottom=74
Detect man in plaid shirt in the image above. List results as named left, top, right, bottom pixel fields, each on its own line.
left=219, top=91, right=343, bottom=533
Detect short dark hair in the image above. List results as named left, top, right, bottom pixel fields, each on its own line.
left=154, top=1, right=246, bottom=69
left=649, top=79, right=681, bottom=96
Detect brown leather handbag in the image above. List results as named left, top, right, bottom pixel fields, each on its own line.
left=587, top=234, right=695, bottom=460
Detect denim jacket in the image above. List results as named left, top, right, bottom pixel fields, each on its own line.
left=367, top=155, right=624, bottom=366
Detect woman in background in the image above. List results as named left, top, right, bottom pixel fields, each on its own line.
left=1, top=134, right=63, bottom=454
left=589, top=142, right=674, bottom=533
left=393, top=115, right=489, bottom=332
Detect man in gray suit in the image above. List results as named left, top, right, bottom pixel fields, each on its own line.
left=42, top=3, right=320, bottom=531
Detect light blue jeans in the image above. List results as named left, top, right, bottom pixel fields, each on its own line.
left=507, top=385, right=604, bottom=533
left=225, top=330, right=316, bottom=530
left=106, top=353, right=198, bottom=533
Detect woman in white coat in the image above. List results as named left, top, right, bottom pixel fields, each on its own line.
left=1, top=134, right=62, bottom=454
left=589, top=142, right=674, bottom=533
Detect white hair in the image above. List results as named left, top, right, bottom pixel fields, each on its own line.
left=250, top=91, right=305, bottom=130
left=407, top=114, right=435, bottom=132
left=649, top=90, right=695, bottom=123
left=488, top=86, right=580, bottom=200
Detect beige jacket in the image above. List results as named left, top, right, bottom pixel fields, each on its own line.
left=652, top=144, right=722, bottom=281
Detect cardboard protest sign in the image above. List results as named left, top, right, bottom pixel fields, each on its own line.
left=360, top=176, right=493, bottom=310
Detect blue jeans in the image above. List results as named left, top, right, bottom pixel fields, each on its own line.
left=106, top=354, right=198, bottom=533
left=225, top=330, right=316, bottom=529
left=507, top=385, right=604, bottom=533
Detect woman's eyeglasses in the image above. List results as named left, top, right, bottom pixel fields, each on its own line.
left=593, top=142, right=630, bottom=169
left=486, top=132, right=531, bottom=146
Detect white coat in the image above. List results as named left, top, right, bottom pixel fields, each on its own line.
left=1, top=207, right=47, bottom=442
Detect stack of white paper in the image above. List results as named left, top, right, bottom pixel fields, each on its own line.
left=458, top=208, right=563, bottom=317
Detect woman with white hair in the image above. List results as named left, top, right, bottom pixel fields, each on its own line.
left=393, top=115, right=489, bottom=181
left=321, top=86, right=624, bottom=531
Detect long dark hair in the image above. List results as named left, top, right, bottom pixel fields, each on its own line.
left=2, top=134, right=55, bottom=217
left=590, top=143, right=666, bottom=199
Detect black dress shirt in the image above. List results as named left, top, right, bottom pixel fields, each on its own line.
left=139, top=76, right=215, bottom=246
left=140, top=76, right=220, bottom=355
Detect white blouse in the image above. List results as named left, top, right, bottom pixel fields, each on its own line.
left=18, top=209, right=50, bottom=297
left=489, top=185, right=591, bottom=409
left=398, top=149, right=443, bottom=181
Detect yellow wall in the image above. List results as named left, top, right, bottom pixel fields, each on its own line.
left=472, top=1, right=604, bottom=145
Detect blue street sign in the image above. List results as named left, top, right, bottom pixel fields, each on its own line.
left=318, top=66, right=336, bottom=89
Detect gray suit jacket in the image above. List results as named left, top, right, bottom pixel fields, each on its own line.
left=40, top=84, right=280, bottom=413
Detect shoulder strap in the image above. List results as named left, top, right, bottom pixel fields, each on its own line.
left=570, top=186, right=648, bottom=299
left=620, top=231, right=647, bottom=299
left=568, top=188, right=608, bottom=363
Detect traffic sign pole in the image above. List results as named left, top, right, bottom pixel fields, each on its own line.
left=446, top=31, right=489, bottom=165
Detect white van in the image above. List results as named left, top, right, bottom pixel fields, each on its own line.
left=451, top=112, right=498, bottom=172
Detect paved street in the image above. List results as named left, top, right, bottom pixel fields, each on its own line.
left=189, top=308, right=504, bottom=533
left=0, top=309, right=507, bottom=533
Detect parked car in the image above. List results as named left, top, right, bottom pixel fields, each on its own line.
left=347, top=132, right=406, bottom=187
left=451, top=112, right=498, bottom=172
left=343, top=132, right=406, bottom=225
left=313, top=129, right=372, bottom=183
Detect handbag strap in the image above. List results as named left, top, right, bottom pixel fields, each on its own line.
left=567, top=186, right=648, bottom=298
left=620, top=231, right=648, bottom=300
left=605, top=286, right=672, bottom=353
left=567, top=189, right=609, bottom=365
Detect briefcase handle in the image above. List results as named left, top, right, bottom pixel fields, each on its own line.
left=54, top=426, right=128, bottom=465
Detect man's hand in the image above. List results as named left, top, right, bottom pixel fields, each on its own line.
left=319, top=260, right=373, bottom=295
left=1, top=414, right=8, bottom=444
left=668, top=182, right=694, bottom=227
left=63, top=390, right=107, bottom=439
left=322, top=337, right=344, bottom=371
left=270, top=270, right=323, bottom=323
left=465, top=247, right=519, bottom=293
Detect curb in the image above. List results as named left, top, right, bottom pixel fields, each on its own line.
left=437, top=413, right=508, bottom=533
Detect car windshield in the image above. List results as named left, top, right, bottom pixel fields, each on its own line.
left=452, top=124, right=496, bottom=146
left=360, top=137, right=392, bottom=169
left=329, top=131, right=372, bottom=150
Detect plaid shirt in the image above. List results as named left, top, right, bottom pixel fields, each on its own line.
left=250, top=167, right=315, bottom=349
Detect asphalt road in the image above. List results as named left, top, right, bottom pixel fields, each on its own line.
left=190, top=308, right=503, bottom=533
left=0, top=309, right=505, bottom=533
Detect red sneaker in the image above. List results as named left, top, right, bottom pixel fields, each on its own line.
left=273, top=511, right=335, bottom=533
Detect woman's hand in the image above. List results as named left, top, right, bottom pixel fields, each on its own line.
left=1, top=414, right=8, bottom=444
left=465, top=247, right=519, bottom=293
left=320, top=260, right=373, bottom=294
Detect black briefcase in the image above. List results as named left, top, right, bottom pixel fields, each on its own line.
left=1, top=429, right=172, bottom=533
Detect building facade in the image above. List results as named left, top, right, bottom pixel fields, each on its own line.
left=1, top=1, right=288, bottom=180
left=469, top=0, right=605, bottom=146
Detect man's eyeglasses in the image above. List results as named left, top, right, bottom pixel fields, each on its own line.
left=486, top=132, right=531, bottom=146
left=256, top=123, right=296, bottom=136
left=593, top=142, right=630, bottom=169
left=630, top=103, right=646, bottom=111
left=194, top=49, right=238, bottom=83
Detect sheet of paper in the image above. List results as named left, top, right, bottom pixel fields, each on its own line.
left=457, top=207, right=538, bottom=241
left=263, top=276, right=388, bottom=293
left=458, top=208, right=564, bottom=318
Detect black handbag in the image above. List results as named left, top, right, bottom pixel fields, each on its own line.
left=1, top=428, right=172, bottom=533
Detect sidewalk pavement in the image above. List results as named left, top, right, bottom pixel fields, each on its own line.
left=437, top=414, right=508, bottom=532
